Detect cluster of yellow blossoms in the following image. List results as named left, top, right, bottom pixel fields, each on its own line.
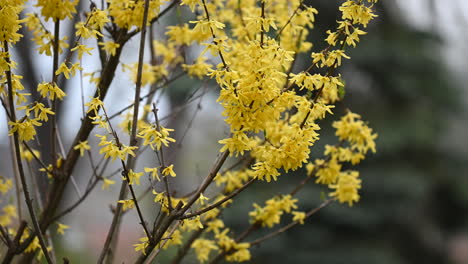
left=0, top=0, right=378, bottom=262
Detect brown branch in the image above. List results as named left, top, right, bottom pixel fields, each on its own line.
left=50, top=20, right=60, bottom=174
left=0, top=224, right=12, bottom=247
left=98, top=0, right=153, bottom=261
left=179, top=177, right=256, bottom=220
left=143, top=221, right=182, bottom=264
left=3, top=41, right=53, bottom=264
left=135, top=150, right=230, bottom=263
left=98, top=103, right=152, bottom=253
left=180, top=151, right=230, bottom=213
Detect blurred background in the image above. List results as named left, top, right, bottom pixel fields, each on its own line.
left=2, top=0, right=468, bottom=263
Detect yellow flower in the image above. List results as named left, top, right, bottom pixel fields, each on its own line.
left=197, top=193, right=209, bottom=205
left=8, top=118, right=42, bottom=142
left=0, top=1, right=24, bottom=43
left=0, top=178, right=13, bottom=194
left=71, top=44, right=93, bottom=60
left=315, top=158, right=341, bottom=185
left=329, top=171, right=361, bottom=206
left=162, top=164, right=176, bottom=177
left=292, top=211, right=306, bottom=224
left=57, top=223, right=70, bottom=235
left=99, top=41, right=120, bottom=56
left=101, top=178, right=116, bottom=190
left=134, top=236, right=149, bottom=254
left=73, top=140, right=91, bottom=156
left=118, top=199, right=135, bottom=211
left=28, top=102, right=55, bottom=121
left=37, top=82, right=66, bottom=100
left=137, top=124, right=176, bottom=150
left=85, top=97, right=104, bottom=115
left=182, top=57, right=212, bottom=78
left=36, top=0, right=79, bottom=21
left=144, top=167, right=160, bottom=181
left=225, top=242, right=251, bottom=262
left=191, top=239, right=218, bottom=263
left=180, top=0, right=199, bottom=12
left=25, top=237, right=40, bottom=253
left=125, top=169, right=143, bottom=185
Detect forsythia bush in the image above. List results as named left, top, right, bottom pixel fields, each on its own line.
left=0, top=0, right=378, bottom=263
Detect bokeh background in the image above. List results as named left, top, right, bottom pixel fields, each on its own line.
left=2, top=0, right=468, bottom=263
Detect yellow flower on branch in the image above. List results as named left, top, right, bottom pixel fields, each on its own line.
left=329, top=171, right=361, bottom=206
left=191, top=239, right=218, bottom=263
left=8, top=118, right=42, bottom=142
left=162, top=164, right=176, bottom=177
left=99, top=41, right=120, bottom=56
left=101, top=178, right=116, bottom=190
left=56, top=223, right=70, bottom=235
left=125, top=169, right=143, bottom=185
left=0, top=178, right=13, bottom=194
left=144, top=167, right=160, bottom=181
left=133, top=236, right=149, bottom=254
left=292, top=211, right=306, bottom=224
left=118, top=199, right=135, bottom=211
left=73, top=140, right=91, bottom=157
left=37, top=82, right=66, bottom=100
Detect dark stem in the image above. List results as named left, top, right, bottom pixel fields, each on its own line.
left=179, top=177, right=256, bottom=220
left=4, top=41, right=54, bottom=264
left=50, top=20, right=60, bottom=173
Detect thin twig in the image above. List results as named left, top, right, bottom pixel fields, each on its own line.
left=98, top=1, right=152, bottom=261
left=248, top=199, right=334, bottom=246
left=107, top=71, right=186, bottom=120
left=143, top=221, right=181, bottom=264
left=50, top=20, right=60, bottom=175
left=151, top=104, right=173, bottom=211
left=0, top=224, right=12, bottom=247
left=179, top=177, right=256, bottom=220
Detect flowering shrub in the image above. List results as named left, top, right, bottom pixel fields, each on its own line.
left=0, top=0, right=378, bottom=263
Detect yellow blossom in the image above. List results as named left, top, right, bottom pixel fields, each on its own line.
left=197, top=193, right=209, bottom=205
left=8, top=118, right=42, bottom=142
left=144, top=167, right=160, bottom=181
left=36, top=0, right=79, bottom=21
left=191, top=239, right=218, bottom=263
left=162, top=164, right=176, bottom=177
left=133, top=236, right=149, bottom=254
left=329, top=171, right=361, bottom=206
left=292, top=211, right=306, bottom=224
left=71, top=44, right=93, bottom=60
left=57, top=223, right=70, bottom=235
left=73, top=140, right=91, bottom=156
left=124, top=169, right=144, bottom=185
left=118, top=199, right=135, bottom=211
left=99, top=41, right=120, bottom=56
left=101, top=178, right=116, bottom=190
left=37, top=82, right=66, bottom=100
left=138, top=124, right=176, bottom=150
left=0, top=178, right=13, bottom=194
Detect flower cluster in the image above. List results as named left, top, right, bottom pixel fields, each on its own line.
left=0, top=0, right=379, bottom=263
